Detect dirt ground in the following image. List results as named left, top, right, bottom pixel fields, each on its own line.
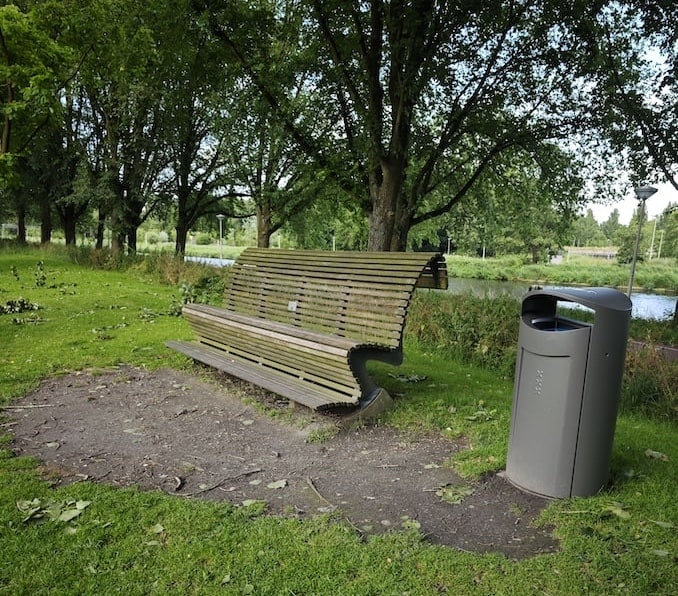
left=6, top=365, right=558, bottom=559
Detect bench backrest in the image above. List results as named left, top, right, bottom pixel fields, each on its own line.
left=224, top=249, right=448, bottom=349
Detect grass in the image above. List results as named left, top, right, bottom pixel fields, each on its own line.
left=1, top=245, right=677, bottom=594
left=0, top=249, right=191, bottom=402
left=445, top=253, right=678, bottom=294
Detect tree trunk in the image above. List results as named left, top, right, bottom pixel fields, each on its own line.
left=367, top=159, right=402, bottom=251
left=175, top=223, right=189, bottom=256
left=257, top=203, right=272, bottom=248
left=59, top=204, right=78, bottom=245
left=110, top=208, right=124, bottom=253
left=95, top=209, right=105, bottom=249
left=126, top=228, right=137, bottom=253
left=16, top=204, right=26, bottom=243
left=40, top=199, right=52, bottom=244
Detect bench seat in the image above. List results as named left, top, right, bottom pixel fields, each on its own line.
left=167, top=249, right=447, bottom=412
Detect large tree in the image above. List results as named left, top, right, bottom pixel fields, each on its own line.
left=0, top=2, right=71, bottom=240
left=198, top=0, right=656, bottom=251
left=588, top=1, right=677, bottom=191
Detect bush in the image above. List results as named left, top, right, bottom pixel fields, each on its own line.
left=407, top=291, right=677, bottom=421
left=406, top=291, right=520, bottom=378
left=195, top=232, right=213, bottom=245
left=622, top=342, right=678, bottom=421
left=146, top=232, right=160, bottom=245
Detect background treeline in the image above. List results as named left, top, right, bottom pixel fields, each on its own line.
left=1, top=0, right=677, bottom=256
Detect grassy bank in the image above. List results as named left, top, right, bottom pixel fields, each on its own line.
left=1, top=246, right=676, bottom=594
left=445, top=253, right=678, bottom=294
left=406, top=291, right=678, bottom=421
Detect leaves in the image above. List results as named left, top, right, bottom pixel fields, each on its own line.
left=644, top=449, right=669, bottom=462
left=388, top=373, right=427, bottom=383
left=436, top=484, right=474, bottom=505
left=465, top=401, right=497, bottom=422
left=0, top=297, right=41, bottom=315
left=266, top=479, right=288, bottom=489
left=602, top=502, right=631, bottom=520
left=145, top=523, right=166, bottom=547
left=17, top=498, right=91, bottom=524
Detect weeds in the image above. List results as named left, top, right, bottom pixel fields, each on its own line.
left=407, top=291, right=678, bottom=421
left=34, top=260, right=46, bottom=287
left=0, top=297, right=40, bottom=315
left=622, top=342, right=678, bottom=420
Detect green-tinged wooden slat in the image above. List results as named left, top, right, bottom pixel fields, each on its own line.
left=187, top=319, right=359, bottom=388
left=168, top=249, right=447, bottom=410
left=165, top=341, right=359, bottom=409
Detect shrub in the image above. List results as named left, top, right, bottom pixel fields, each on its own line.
left=407, top=291, right=677, bottom=421
left=195, top=232, right=213, bottom=245
left=622, top=342, right=678, bottom=421
left=406, top=291, right=520, bottom=378
left=146, top=232, right=160, bottom=245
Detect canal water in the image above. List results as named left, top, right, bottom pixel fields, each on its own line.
left=445, top=278, right=677, bottom=321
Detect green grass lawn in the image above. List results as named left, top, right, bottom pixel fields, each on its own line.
left=1, top=247, right=676, bottom=595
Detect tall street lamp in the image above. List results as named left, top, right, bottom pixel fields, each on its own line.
left=216, top=213, right=226, bottom=261
left=627, top=185, right=658, bottom=297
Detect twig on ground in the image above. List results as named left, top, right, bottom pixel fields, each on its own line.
left=180, top=468, right=263, bottom=497
left=2, top=404, right=58, bottom=409
left=306, top=476, right=333, bottom=507
left=306, top=477, right=365, bottom=538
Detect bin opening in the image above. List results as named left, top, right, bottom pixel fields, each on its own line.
left=529, top=316, right=589, bottom=331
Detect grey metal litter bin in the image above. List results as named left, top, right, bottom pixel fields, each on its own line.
left=506, top=287, right=632, bottom=498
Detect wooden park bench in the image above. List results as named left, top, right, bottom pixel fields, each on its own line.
left=166, top=248, right=447, bottom=415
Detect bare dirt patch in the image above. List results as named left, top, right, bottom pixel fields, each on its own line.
left=6, top=365, right=558, bottom=559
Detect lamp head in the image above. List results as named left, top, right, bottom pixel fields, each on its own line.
left=634, top=185, right=658, bottom=201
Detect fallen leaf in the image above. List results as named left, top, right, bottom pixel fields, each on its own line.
left=644, top=449, right=669, bottom=462
left=603, top=503, right=631, bottom=519
left=401, top=517, right=421, bottom=530
left=388, top=373, right=427, bottom=383
left=436, top=483, right=474, bottom=505
left=267, top=479, right=288, bottom=489
left=149, top=523, right=165, bottom=534
left=59, top=508, right=84, bottom=522
left=242, top=499, right=266, bottom=507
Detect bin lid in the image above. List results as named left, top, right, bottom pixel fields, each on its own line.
left=522, top=287, right=632, bottom=315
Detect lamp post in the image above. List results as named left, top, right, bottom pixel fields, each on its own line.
left=627, top=185, right=658, bottom=297
left=216, top=213, right=226, bottom=261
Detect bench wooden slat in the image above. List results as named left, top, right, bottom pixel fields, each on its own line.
left=198, top=337, right=361, bottom=397
left=166, top=341, right=356, bottom=410
left=184, top=305, right=357, bottom=353
left=239, top=249, right=448, bottom=291
left=168, top=249, right=447, bottom=411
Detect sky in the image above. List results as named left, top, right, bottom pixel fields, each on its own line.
left=586, top=182, right=678, bottom=225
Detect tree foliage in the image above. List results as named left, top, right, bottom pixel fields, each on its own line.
left=0, top=0, right=674, bottom=258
